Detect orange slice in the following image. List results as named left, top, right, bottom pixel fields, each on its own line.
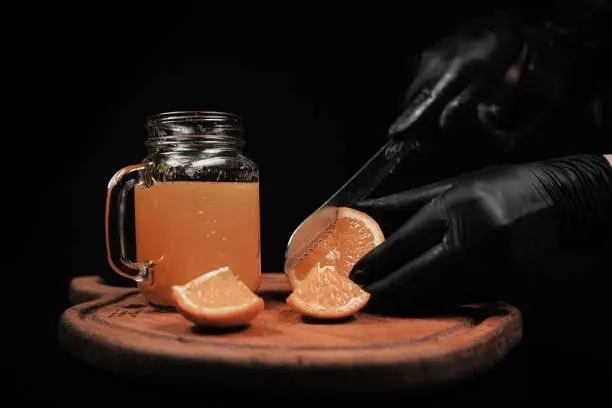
left=171, top=266, right=264, bottom=327
left=286, top=206, right=384, bottom=289
left=286, top=263, right=371, bottom=320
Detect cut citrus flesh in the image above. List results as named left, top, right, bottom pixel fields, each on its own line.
left=286, top=207, right=384, bottom=289
left=172, top=266, right=264, bottom=327
left=286, top=263, right=371, bottom=320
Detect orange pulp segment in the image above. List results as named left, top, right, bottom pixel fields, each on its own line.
left=286, top=207, right=384, bottom=289
left=172, top=266, right=264, bottom=327
left=286, top=263, right=371, bottom=320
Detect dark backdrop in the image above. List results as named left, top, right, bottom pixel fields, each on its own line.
left=9, top=2, right=611, bottom=402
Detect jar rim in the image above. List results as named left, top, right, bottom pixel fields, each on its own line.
left=145, top=110, right=245, bottom=141
left=144, top=110, right=246, bottom=151
left=146, top=110, right=242, bottom=124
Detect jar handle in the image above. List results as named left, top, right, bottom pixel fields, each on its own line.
left=105, top=164, right=152, bottom=283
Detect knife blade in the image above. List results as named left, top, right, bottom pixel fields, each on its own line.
left=284, top=133, right=426, bottom=273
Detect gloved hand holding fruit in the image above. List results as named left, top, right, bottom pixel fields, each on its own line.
left=349, top=154, right=612, bottom=310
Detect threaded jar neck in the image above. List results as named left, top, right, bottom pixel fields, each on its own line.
left=145, top=111, right=246, bottom=152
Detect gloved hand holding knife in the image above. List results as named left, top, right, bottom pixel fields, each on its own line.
left=387, top=11, right=523, bottom=137
left=284, top=12, right=526, bottom=275
left=347, top=3, right=612, bottom=311
left=286, top=3, right=612, bottom=314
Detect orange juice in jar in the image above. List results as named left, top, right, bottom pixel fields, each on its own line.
left=105, top=111, right=262, bottom=307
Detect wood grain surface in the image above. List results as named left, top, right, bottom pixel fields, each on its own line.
left=58, top=273, right=522, bottom=393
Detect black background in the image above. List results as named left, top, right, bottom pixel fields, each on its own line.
left=9, top=2, right=611, bottom=402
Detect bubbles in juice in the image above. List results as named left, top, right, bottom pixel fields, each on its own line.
left=134, top=181, right=261, bottom=306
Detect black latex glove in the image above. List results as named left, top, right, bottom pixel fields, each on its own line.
left=389, top=11, right=524, bottom=136
left=349, top=154, right=612, bottom=310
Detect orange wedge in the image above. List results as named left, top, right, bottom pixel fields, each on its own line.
left=286, top=206, right=384, bottom=289
left=286, top=263, right=371, bottom=320
left=172, top=266, right=264, bottom=327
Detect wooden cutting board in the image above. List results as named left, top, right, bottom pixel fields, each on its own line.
left=58, top=273, right=522, bottom=393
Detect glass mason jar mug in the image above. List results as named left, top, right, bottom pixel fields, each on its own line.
left=105, top=111, right=262, bottom=307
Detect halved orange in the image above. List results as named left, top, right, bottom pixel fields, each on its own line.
left=286, top=206, right=384, bottom=289
left=286, top=263, right=371, bottom=320
left=172, top=266, right=264, bottom=327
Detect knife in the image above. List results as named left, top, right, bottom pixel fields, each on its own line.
left=283, top=131, right=428, bottom=273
